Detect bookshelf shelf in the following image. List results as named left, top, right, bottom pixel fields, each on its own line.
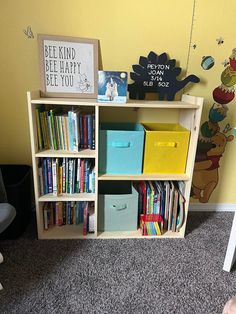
left=27, top=91, right=203, bottom=240
left=30, top=91, right=199, bottom=109
left=98, top=173, right=190, bottom=181
left=38, top=193, right=96, bottom=202
left=98, top=100, right=200, bottom=109
left=40, top=224, right=97, bottom=240
left=97, top=229, right=184, bottom=239
left=36, top=149, right=96, bottom=158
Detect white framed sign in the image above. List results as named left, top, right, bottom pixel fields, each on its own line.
left=38, top=34, right=98, bottom=98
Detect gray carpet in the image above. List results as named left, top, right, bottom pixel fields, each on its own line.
left=0, top=212, right=235, bottom=314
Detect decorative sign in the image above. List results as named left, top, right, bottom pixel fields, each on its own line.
left=128, top=51, right=200, bottom=101
left=38, top=34, right=98, bottom=98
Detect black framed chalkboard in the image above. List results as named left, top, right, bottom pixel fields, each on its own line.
left=128, top=51, right=200, bottom=101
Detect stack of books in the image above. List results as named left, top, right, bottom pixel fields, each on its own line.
left=35, top=106, right=95, bottom=151
left=38, top=158, right=95, bottom=196
left=133, top=181, right=185, bottom=234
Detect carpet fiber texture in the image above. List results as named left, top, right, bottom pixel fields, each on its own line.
left=0, top=212, right=235, bottom=314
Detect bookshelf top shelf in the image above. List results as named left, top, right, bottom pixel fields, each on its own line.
left=28, top=91, right=202, bottom=109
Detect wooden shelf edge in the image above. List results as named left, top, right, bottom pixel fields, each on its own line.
left=29, top=91, right=201, bottom=109
left=38, top=193, right=96, bottom=202
left=38, top=231, right=184, bottom=240
left=35, top=149, right=96, bottom=158
left=93, top=229, right=184, bottom=239
left=38, top=225, right=96, bottom=239
left=98, top=173, right=190, bottom=181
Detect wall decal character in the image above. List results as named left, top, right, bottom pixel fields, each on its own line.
left=222, top=60, right=230, bottom=67
left=216, top=37, right=224, bottom=45
left=77, top=74, right=91, bottom=93
left=192, top=49, right=236, bottom=203
left=23, top=26, right=34, bottom=39
left=201, top=56, right=215, bottom=70
left=192, top=130, right=233, bottom=203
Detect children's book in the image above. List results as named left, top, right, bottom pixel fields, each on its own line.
left=139, top=181, right=147, bottom=214
left=164, top=181, right=170, bottom=230
left=97, top=71, right=128, bottom=103
left=176, top=181, right=186, bottom=232
left=168, top=181, right=175, bottom=231
left=171, top=187, right=179, bottom=232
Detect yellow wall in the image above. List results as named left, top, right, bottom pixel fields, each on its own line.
left=0, top=0, right=235, bottom=204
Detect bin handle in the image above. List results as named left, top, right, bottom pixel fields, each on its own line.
left=111, top=204, right=127, bottom=211
left=154, top=141, right=178, bottom=148
left=111, top=141, right=131, bottom=148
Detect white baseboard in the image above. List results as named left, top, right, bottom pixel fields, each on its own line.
left=189, top=203, right=236, bottom=212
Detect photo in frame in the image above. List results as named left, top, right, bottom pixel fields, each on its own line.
left=38, top=34, right=99, bottom=98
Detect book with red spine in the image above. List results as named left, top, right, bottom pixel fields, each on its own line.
left=80, top=159, right=85, bottom=193
left=139, top=181, right=147, bottom=214
left=83, top=202, right=89, bottom=235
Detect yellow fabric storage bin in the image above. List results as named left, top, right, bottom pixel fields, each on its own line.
left=143, top=123, right=190, bottom=174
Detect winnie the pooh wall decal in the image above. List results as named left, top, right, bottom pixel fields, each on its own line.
left=192, top=49, right=236, bottom=203
left=128, top=51, right=200, bottom=100
left=192, top=130, right=233, bottom=203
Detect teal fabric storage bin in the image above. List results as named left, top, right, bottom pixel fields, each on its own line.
left=99, top=123, right=144, bottom=174
left=98, top=181, right=138, bottom=231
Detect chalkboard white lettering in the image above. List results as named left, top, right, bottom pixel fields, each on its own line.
left=143, top=81, right=153, bottom=86
left=158, top=82, right=169, bottom=87
left=148, top=70, right=164, bottom=76
left=151, top=76, right=163, bottom=81
left=147, top=64, right=170, bottom=70
left=128, top=51, right=200, bottom=100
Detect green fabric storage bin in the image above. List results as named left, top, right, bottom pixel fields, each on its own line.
left=98, top=181, right=138, bottom=231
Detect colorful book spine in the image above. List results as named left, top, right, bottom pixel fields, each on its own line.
left=83, top=202, right=88, bottom=235
left=35, top=108, right=43, bottom=150
left=87, top=114, right=92, bottom=149
left=52, top=158, right=58, bottom=196
left=92, top=114, right=95, bottom=150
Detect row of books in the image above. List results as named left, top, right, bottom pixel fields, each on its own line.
left=38, top=158, right=95, bottom=196
left=43, top=201, right=95, bottom=235
left=133, top=181, right=185, bottom=233
left=140, top=214, right=163, bottom=236
left=35, top=106, right=95, bottom=151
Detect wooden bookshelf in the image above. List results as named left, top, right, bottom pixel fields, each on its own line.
left=27, top=91, right=203, bottom=240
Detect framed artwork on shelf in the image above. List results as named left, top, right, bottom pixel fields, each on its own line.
left=38, top=34, right=98, bottom=98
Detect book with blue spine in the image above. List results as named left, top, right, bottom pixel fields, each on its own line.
left=87, top=114, right=92, bottom=149
left=92, top=114, right=95, bottom=150
left=43, top=158, right=48, bottom=194
left=46, top=158, right=53, bottom=194
left=97, top=71, right=128, bottom=103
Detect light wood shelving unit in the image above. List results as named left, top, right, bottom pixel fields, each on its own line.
left=27, top=90, right=203, bottom=240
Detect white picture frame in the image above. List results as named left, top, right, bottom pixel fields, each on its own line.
left=38, top=34, right=98, bottom=98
